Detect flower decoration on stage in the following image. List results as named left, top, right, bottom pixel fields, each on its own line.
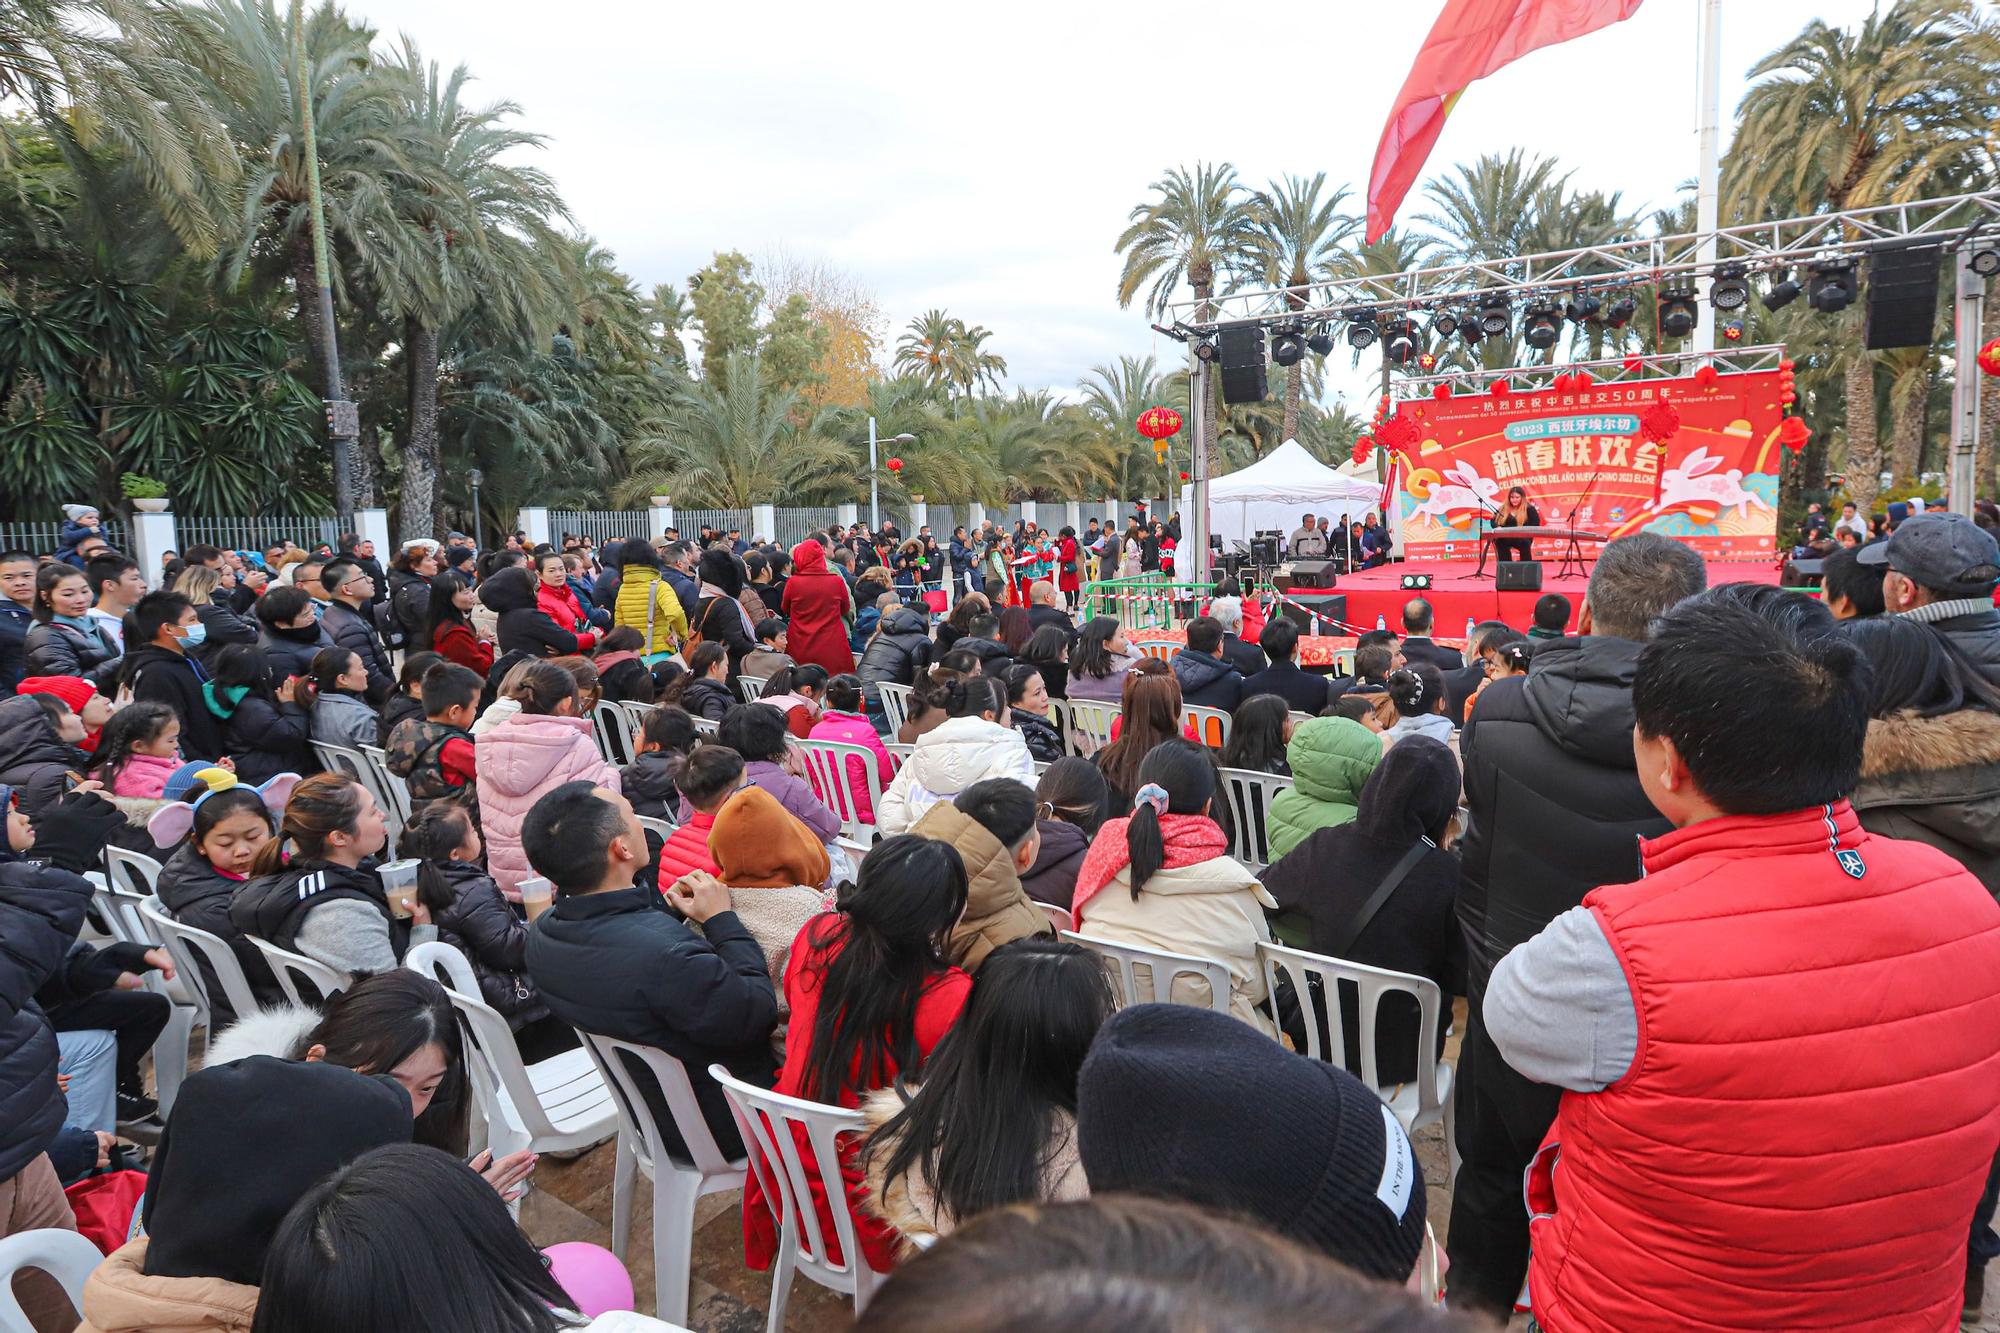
left=1639, top=401, right=1681, bottom=444
left=1693, top=364, right=1720, bottom=391
left=1375, top=414, right=1420, bottom=452
left=1136, top=406, right=1183, bottom=440
left=1416, top=352, right=1437, bottom=371
left=1778, top=416, right=1811, bottom=453
left=1979, top=338, right=2000, bottom=378
left=1489, top=378, right=1510, bottom=397
left=1431, top=383, right=1453, bottom=401
left=885, top=457, right=904, bottom=474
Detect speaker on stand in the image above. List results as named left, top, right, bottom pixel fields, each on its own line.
left=1496, top=561, right=1543, bottom=591
left=1218, top=326, right=1268, bottom=404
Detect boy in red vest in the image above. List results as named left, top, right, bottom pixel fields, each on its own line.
left=1486, top=585, right=2000, bottom=1333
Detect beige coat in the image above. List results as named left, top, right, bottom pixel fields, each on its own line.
left=696, top=884, right=828, bottom=1058
left=1078, top=854, right=1278, bottom=1035
left=77, top=1238, right=259, bottom=1333
left=910, top=800, right=1056, bottom=972
left=860, top=1090, right=1087, bottom=1252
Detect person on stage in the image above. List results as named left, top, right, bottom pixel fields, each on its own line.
left=1494, top=486, right=1541, bottom=563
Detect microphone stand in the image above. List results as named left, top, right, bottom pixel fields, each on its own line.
left=1471, top=498, right=1503, bottom=579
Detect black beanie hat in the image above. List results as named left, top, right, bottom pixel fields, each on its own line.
left=1077, top=1004, right=1426, bottom=1283
left=142, top=1056, right=413, bottom=1286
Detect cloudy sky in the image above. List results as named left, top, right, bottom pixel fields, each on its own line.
left=345, top=0, right=1880, bottom=406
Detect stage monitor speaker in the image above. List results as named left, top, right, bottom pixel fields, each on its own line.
left=1864, top=240, right=1942, bottom=350
left=1284, top=594, right=1343, bottom=632
left=1784, top=557, right=1826, bottom=587
left=1291, top=560, right=1335, bottom=589
left=1218, top=325, right=1268, bottom=404
left=1496, top=561, right=1543, bottom=591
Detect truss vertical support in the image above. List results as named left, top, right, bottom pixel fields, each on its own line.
left=1950, top=252, right=1984, bottom=513
left=1188, top=357, right=1212, bottom=587
left=1691, top=0, right=1723, bottom=357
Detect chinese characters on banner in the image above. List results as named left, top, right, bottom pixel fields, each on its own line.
left=1389, top=368, right=1786, bottom=563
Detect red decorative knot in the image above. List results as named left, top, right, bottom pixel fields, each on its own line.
left=1640, top=401, right=1681, bottom=444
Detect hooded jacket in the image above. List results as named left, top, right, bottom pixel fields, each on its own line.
left=1266, top=717, right=1381, bottom=860
left=1262, top=736, right=1465, bottom=1082
left=707, top=787, right=831, bottom=1012
left=481, top=567, right=594, bottom=659
left=0, top=858, right=92, bottom=1183
left=613, top=565, right=687, bottom=657
left=475, top=711, right=619, bottom=897
left=1170, top=647, right=1243, bottom=711
left=427, top=858, right=547, bottom=1025
left=1851, top=706, right=2000, bottom=899
left=910, top=800, right=1056, bottom=972
left=875, top=715, right=1035, bottom=836
left=23, top=617, right=121, bottom=691
left=1019, top=817, right=1089, bottom=908
left=950, top=635, right=1014, bottom=683
left=156, top=843, right=285, bottom=1021
left=674, top=676, right=733, bottom=722
left=783, top=540, right=855, bottom=676
left=75, top=1238, right=259, bottom=1333
left=0, top=693, right=88, bottom=812
left=127, top=643, right=228, bottom=761
left=856, top=606, right=932, bottom=695
left=1457, top=635, right=1670, bottom=999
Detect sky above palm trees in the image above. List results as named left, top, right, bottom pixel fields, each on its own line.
left=342, top=0, right=1881, bottom=404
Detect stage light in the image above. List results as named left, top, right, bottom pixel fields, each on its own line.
left=1193, top=338, right=1220, bottom=362
left=1762, top=268, right=1801, bottom=311
left=1658, top=284, right=1700, bottom=338
left=1710, top=261, right=1750, bottom=311
left=1430, top=308, right=1460, bottom=338
left=1383, top=318, right=1419, bottom=366
left=1346, top=309, right=1378, bottom=350
left=1604, top=294, right=1637, bottom=329
left=1271, top=327, right=1306, bottom=367
left=1306, top=327, right=1335, bottom=357
left=1477, top=294, right=1510, bottom=337
left=1522, top=298, right=1562, bottom=350
left=1720, top=318, right=1744, bottom=342
left=1460, top=318, right=1486, bottom=346
left=1400, top=573, right=1432, bottom=591
left=1972, top=249, right=2000, bottom=277
left=1565, top=291, right=1601, bottom=323
left=1807, top=255, right=1858, bottom=313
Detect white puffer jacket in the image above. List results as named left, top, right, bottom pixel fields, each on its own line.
left=874, top=715, right=1034, bottom=835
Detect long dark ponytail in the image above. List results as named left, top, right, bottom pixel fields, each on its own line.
left=1126, top=739, right=1216, bottom=899
left=799, top=836, right=969, bottom=1104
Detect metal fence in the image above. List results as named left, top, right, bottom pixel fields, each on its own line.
left=0, top=520, right=132, bottom=555
left=174, top=515, right=349, bottom=552
left=549, top=510, right=657, bottom=543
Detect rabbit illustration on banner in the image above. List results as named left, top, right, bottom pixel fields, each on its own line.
left=1409, top=460, right=1502, bottom=530
left=1657, top=445, right=1770, bottom=520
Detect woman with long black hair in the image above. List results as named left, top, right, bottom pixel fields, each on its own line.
left=862, top=938, right=1112, bottom=1249
left=742, top=835, right=972, bottom=1278
left=420, top=569, right=492, bottom=675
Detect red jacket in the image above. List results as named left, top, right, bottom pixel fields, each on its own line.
left=656, top=810, right=720, bottom=886
left=1528, top=802, right=2000, bottom=1333
left=781, top=541, right=855, bottom=676
left=537, top=580, right=587, bottom=633
left=1057, top=536, right=1079, bottom=593
left=433, top=620, right=493, bottom=676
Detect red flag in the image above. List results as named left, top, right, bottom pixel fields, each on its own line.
left=1365, top=0, right=1645, bottom=242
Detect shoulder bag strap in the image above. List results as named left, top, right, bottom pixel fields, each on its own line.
left=1323, top=838, right=1435, bottom=960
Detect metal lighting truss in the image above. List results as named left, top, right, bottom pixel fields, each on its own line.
left=1397, top=343, right=1788, bottom=394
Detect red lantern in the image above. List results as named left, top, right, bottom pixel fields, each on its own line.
left=1640, top=401, right=1681, bottom=444
left=1136, top=406, right=1183, bottom=440
left=1489, top=379, right=1510, bottom=397
left=1778, top=416, right=1811, bottom=452
left=1431, top=383, right=1452, bottom=401
left=885, top=457, right=904, bottom=474
left=1622, top=356, right=1644, bottom=372
left=1178, top=470, right=1190, bottom=482
left=1352, top=435, right=1375, bottom=465
left=1779, top=358, right=1796, bottom=372
left=1693, top=364, right=1720, bottom=390
left=1979, top=338, right=2000, bottom=378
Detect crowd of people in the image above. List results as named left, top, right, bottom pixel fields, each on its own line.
left=0, top=494, right=1998, bottom=1332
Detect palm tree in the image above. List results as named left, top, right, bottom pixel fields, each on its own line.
left=1078, top=355, right=1191, bottom=499
left=892, top=309, right=1007, bottom=400
left=1729, top=0, right=2000, bottom=512
left=1247, top=173, right=1358, bottom=442
left=620, top=351, right=848, bottom=508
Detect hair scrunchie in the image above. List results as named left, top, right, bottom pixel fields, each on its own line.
left=1134, top=783, right=1169, bottom=816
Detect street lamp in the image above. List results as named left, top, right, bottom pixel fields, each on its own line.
left=467, top=467, right=484, bottom=552
left=867, top=417, right=917, bottom=532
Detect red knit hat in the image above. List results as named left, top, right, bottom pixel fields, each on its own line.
left=17, top=676, right=96, bottom=714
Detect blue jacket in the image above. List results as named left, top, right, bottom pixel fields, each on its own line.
left=0, top=601, right=33, bottom=695
left=567, top=576, right=610, bottom=629
left=54, top=519, right=100, bottom=568
left=0, top=859, right=92, bottom=1183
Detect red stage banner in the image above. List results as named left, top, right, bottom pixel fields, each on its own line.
left=1387, top=367, right=1785, bottom=563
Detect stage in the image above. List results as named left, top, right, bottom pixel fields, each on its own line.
left=1283, top=558, right=1783, bottom=637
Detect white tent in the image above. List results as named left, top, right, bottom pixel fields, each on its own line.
left=1179, top=439, right=1381, bottom=549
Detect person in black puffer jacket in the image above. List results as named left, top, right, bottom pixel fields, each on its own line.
left=255, top=584, right=335, bottom=683
left=153, top=793, right=290, bottom=1028
left=0, top=694, right=90, bottom=814
left=206, top=645, right=313, bottom=784
left=662, top=642, right=734, bottom=723
left=690, top=547, right=756, bottom=678
left=857, top=603, right=934, bottom=729
left=1446, top=533, right=1705, bottom=1319
left=949, top=614, right=1014, bottom=683
left=479, top=567, right=596, bottom=661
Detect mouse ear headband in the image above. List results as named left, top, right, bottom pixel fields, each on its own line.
left=147, top=771, right=301, bottom=848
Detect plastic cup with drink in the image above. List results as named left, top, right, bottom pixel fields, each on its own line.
left=378, top=859, right=422, bottom=919
left=520, top=875, right=555, bottom=923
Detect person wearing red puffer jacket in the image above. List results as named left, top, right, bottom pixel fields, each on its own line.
left=1487, top=586, right=2000, bottom=1333
left=653, top=746, right=740, bottom=890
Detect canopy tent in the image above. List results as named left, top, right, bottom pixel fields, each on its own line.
left=1180, top=439, right=1382, bottom=549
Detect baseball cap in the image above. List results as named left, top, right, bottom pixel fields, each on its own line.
left=1857, top=511, right=2000, bottom=595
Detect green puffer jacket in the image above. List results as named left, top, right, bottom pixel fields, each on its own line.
left=1266, top=717, right=1382, bottom=860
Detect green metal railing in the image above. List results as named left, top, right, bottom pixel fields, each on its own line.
left=1080, top=575, right=1217, bottom=630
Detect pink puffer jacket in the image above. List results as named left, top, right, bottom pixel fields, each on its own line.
left=475, top=712, right=620, bottom=899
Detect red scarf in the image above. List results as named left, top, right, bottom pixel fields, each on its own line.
left=1073, top=813, right=1228, bottom=919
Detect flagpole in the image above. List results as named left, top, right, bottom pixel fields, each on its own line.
left=1691, top=0, right=1723, bottom=357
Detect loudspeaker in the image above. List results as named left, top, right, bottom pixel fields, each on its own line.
left=1864, top=240, right=1942, bottom=350
left=1784, top=557, right=1826, bottom=587
left=1218, top=325, right=1268, bottom=404
left=1291, top=560, right=1335, bottom=589
left=1497, top=561, right=1543, bottom=591
left=1284, top=594, right=1343, bottom=631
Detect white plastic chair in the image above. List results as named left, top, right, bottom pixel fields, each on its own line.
left=138, top=896, right=259, bottom=1031
left=359, top=743, right=413, bottom=835
left=875, top=681, right=914, bottom=737
left=248, top=936, right=350, bottom=1005
left=690, top=715, right=719, bottom=738
left=102, top=846, right=161, bottom=897
left=1036, top=901, right=1074, bottom=933
left=795, top=739, right=885, bottom=844
left=1063, top=699, right=1121, bottom=752
left=1256, top=941, right=1456, bottom=1174
left=580, top=1035, right=745, bottom=1324
left=710, top=1064, right=882, bottom=1330
left=590, top=698, right=639, bottom=766
left=1062, top=930, right=1233, bottom=1016
left=637, top=813, right=676, bottom=842
left=1132, top=638, right=1179, bottom=661
left=403, top=943, right=618, bottom=1163
left=0, top=1227, right=102, bottom=1333
left=1184, top=703, right=1233, bottom=750
left=881, top=740, right=914, bottom=764
left=1217, top=766, right=1296, bottom=872
left=312, top=740, right=401, bottom=842
left=93, top=855, right=198, bottom=1115
left=737, top=675, right=769, bottom=704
